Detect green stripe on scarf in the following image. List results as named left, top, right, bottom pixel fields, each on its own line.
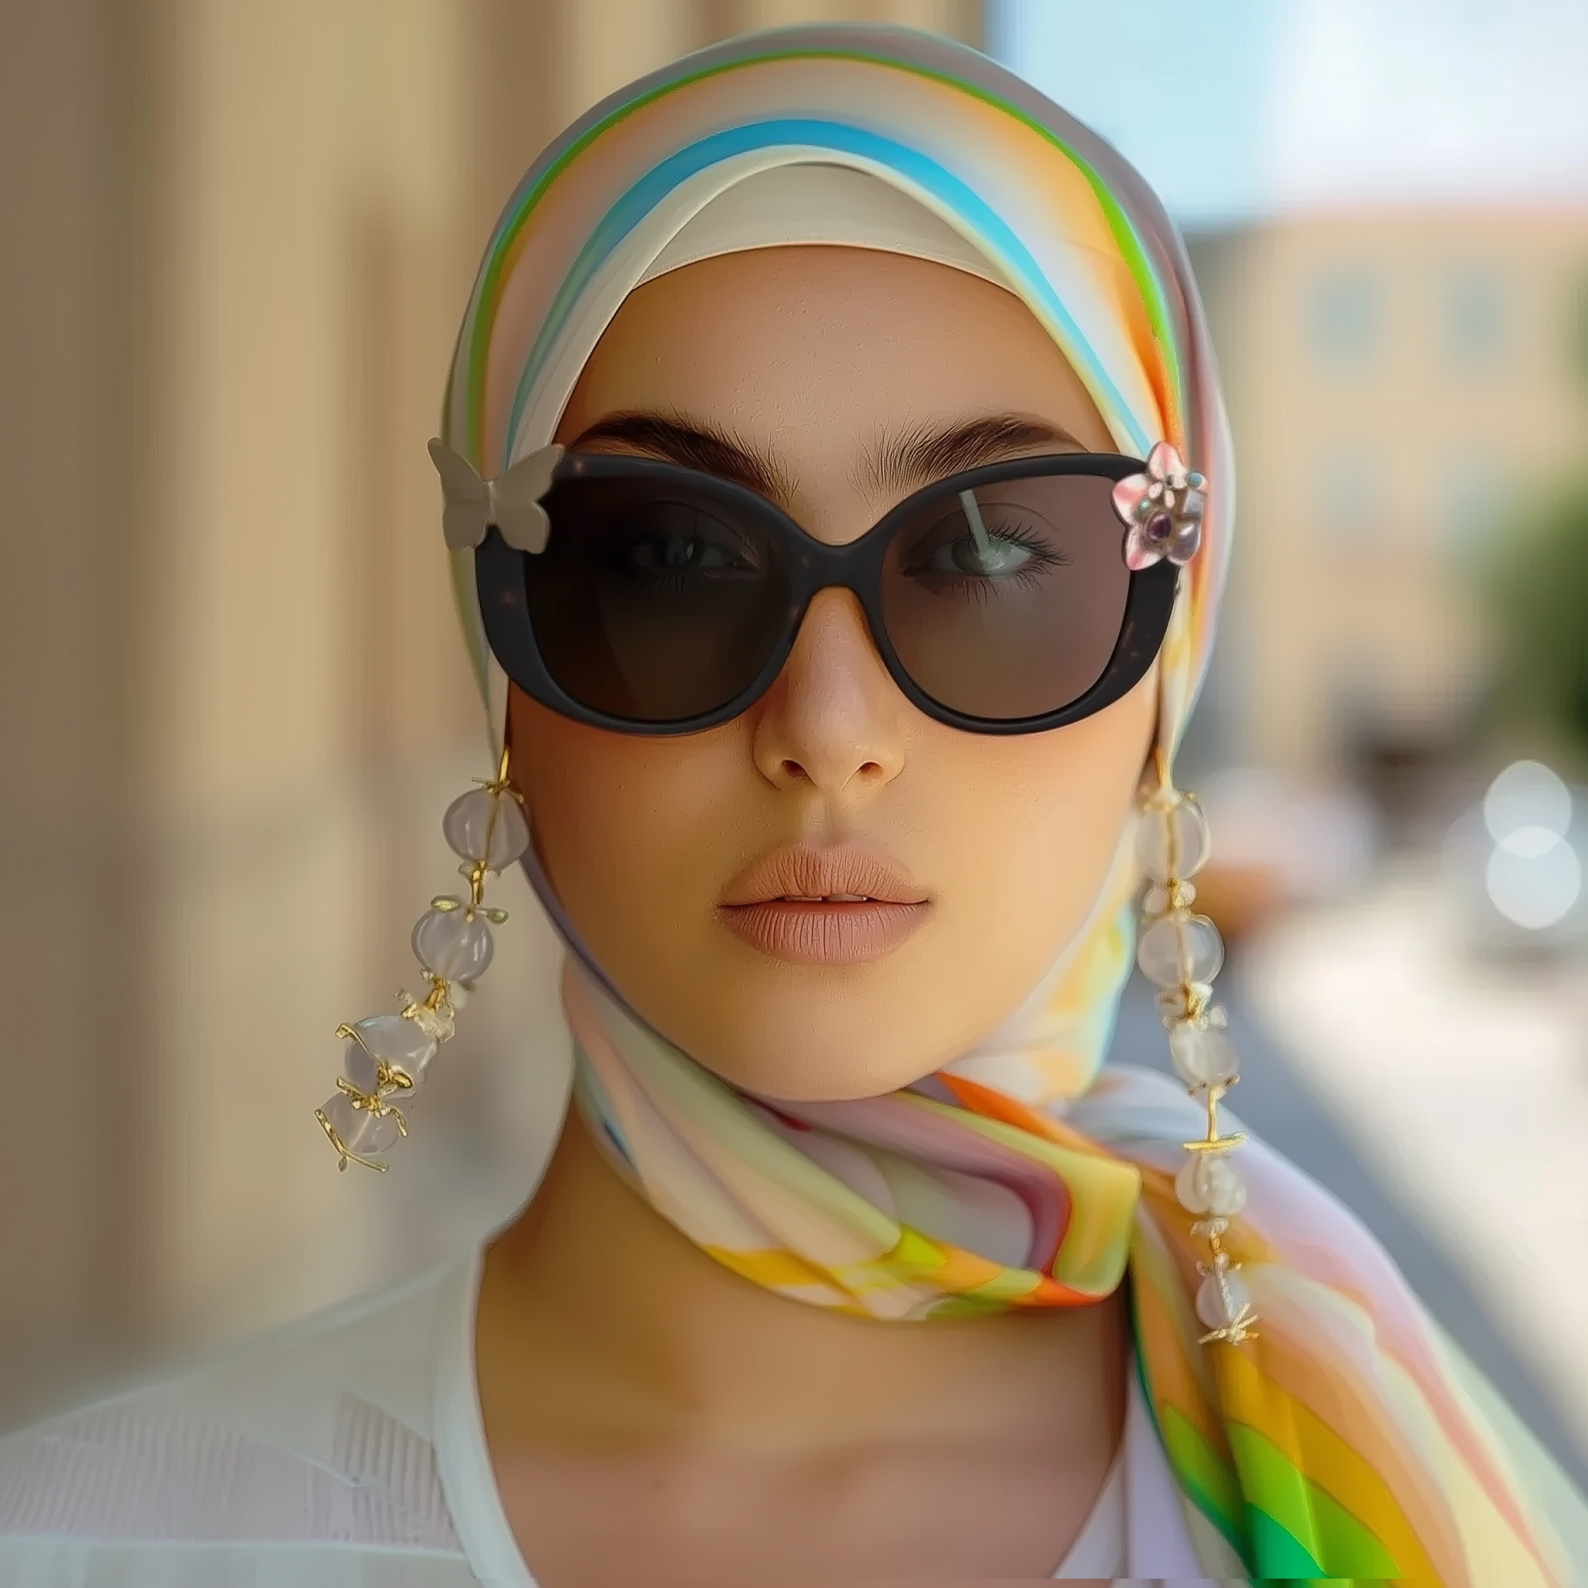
left=1229, top=1424, right=1401, bottom=1578
left=1159, top=1404, right=1248, bottom=1558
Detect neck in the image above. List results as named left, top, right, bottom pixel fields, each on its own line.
left=477, top=1108, right=1128, bottom=1458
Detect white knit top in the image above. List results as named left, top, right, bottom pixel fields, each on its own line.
left=0, top=1252, right=1208, bottom=1584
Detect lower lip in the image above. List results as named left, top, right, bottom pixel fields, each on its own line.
left=717, top=899, right=930, bottom=965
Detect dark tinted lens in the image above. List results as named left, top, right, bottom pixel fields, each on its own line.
left=525, top=475, right=790, bottom=722
left=879, top=473, right=1130, bottom=720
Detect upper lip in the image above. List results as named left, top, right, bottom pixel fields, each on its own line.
left=719, top=844, right=928, bottom=907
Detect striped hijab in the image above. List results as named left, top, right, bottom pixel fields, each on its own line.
left=439, top=26, right=1583, bottom=1583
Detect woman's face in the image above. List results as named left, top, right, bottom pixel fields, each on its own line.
left=510, top=245, right=1156, bottom=1099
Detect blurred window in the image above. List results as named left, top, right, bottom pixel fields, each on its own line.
left=1315, top=445, right=1384, bottom=542
left=1309, top=267, right=1381, bottom=371
left=1435, top=452, right=1506, bottom=560
left=1440, top=266, right=1507, bottom=372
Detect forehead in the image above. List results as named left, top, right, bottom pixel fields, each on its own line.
left=556, top=247, right=1113, bottom=459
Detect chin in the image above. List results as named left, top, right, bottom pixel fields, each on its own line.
left=677, top=985, right=956, bottom=1102
left=605, top=927, right=1042, bottom=1101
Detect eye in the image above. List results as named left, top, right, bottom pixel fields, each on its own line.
left=902, top=498, right=1065, bottom=585
left=628, top=532, right=734, bottom=571
left=921, top=534, right=1038, bottom=577
left=606, top=501, right=759, bottom=578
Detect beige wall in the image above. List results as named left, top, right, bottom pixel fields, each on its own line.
left=0, top=0, right=981, bottom=1428
left=1192, top=213, right=1588, bottom=777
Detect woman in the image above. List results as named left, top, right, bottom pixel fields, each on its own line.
left=2, top=24, right=1584, bottom=1586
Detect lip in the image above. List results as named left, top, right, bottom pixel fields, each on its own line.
left=717, top=844, right=931, bottom=965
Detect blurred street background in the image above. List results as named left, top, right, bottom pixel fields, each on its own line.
left=1005, top=0, right=1588, bottom=1490
left=3, top=0, right=1587, bottom=1491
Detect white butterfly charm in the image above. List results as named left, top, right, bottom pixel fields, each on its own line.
left=427, top=438, right=564, bottom=554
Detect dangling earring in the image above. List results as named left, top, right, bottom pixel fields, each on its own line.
left=315, top=747, right=530, bottom=1172
left=1135, top=750, right=1258, bottom=1345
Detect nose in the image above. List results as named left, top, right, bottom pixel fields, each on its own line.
left=749, top=588, right=908, bottom=798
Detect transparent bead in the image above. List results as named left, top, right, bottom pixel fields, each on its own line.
left=443, top=787, right=529, bottom=871
left=1168, top=1018, right=1239, bottom=1087
left=343, top=1041, right=379, bottom=1096
left=1137, top=913, right=1224, bottom=987
left=1196, top=1266, right=1252, bottom=1331
left=342, top=1014, right=437, bottom=1091
left=1136, top=795, right=1212, bottom=883
left=1176, top=1152, right=1248, bottom=1217
left=413, top=905, right=494, bottom=983
left=320, top=1091, right=400, bottom=1159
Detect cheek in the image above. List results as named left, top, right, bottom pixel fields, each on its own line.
left=510, top=695, right=750, bottom=915
left=926, top=689, right=1154, bottom=945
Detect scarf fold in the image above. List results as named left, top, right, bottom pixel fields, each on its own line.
left=568, top=966, right=1144, bottom=1319
left=438, top=25, right=1585, bottom=1583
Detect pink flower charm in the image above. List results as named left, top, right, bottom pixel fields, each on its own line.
left=1112, top=442, right=1207, bottom=571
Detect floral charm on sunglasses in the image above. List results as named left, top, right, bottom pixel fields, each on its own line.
left=428, top=437, right=564, bottom=554
left=1111, top=442, right=1206, bottom=572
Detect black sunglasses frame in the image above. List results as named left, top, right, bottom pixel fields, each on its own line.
left=475, top=450, right=1179, bottom=737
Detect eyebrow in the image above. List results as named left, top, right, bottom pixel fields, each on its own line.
left=858, top=415, right=1087, bottom=498
left=567, top=410, right=1086, bottom=506
left=569, top=412, right=794, bottom=502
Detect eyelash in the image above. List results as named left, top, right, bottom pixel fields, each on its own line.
left=905, top=521, right=1070, bottom=601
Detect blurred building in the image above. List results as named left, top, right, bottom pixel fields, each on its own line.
left=1189, top=212, right=1588, bottom=780
left=0, top=0, right=982, bottom=1429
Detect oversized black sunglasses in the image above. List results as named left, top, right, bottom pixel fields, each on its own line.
left=437, top=444, right=1199, bottom=736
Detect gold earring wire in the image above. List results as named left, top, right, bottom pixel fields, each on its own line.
left=1136, top=752, right=1258, bottom=1346
left=314, top=742, right=530, bottom=1172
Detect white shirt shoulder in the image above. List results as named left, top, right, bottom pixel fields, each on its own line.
left=0, top=1259, right=479, bottom=1587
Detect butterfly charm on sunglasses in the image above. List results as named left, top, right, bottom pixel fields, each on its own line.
left=427, top=438, right=565, bottom=554
left=1111, top=442, right=1206, bottom=572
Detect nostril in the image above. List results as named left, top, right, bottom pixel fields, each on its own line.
left=781, top=759, right=811, bottom=782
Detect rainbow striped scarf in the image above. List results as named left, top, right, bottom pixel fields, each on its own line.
left=561, top=870, right=1578, bottom=1584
